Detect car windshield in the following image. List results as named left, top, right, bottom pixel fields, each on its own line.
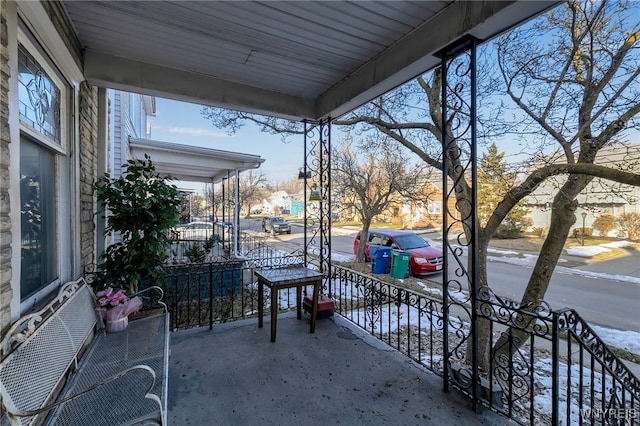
left=394, top=234, right=430, bottom=250
left=272, top=217, right=284, bottom=222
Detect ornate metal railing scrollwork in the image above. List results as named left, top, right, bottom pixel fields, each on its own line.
left=303, top=119, right=332, bottom=295
left=439, top=36, right=479, bottom=404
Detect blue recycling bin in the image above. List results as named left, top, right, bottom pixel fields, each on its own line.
left=370, top=245, right=392, bottom=274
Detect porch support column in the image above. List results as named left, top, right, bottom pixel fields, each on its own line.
left=96, top=88, right=109, bottom=262
left=303, top=119, right=332, bottom=295
left=221, top=176, right=226, bottom=244
left=439, top=36, right=480, bottom=409
left=233, top=169, right=240, bottom=256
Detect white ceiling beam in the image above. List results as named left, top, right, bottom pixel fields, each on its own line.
left=84, top=50, right=317, bottom=121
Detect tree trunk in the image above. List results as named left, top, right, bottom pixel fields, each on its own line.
left=357, top=219, right=372, bottom=262
left=493, top=173, right=593, bottom=356
left=464, top=238, right=492, bottom=371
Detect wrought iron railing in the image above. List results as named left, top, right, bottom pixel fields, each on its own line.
left=331, top=264, right=640, bottom=426
left=168, top=230, right=278, bottom=264
left=162, top=254, right=305, bottom=330
left=155, top=253, right=639, bottom=425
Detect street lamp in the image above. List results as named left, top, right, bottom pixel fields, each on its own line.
left=581, top=212, right=587, bottom=246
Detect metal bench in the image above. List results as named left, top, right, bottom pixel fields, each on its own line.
left=0, top=278, right=169, bottom=426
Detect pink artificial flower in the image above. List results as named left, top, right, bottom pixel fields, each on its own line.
left=96, top=288, right=113, bottom=299
left=95, top=287, right=130, bottom=309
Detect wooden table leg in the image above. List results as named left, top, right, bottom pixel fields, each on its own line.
left=310, top=279, right=320, bottom=334
left=270, top=285, right=278, bottom=342
left=258, top=279, right=263, bottom=329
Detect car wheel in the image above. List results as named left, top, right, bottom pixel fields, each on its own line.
left=287, top=230, right=291, bottom=234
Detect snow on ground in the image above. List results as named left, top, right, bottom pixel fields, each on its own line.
left=248, top=243, right=638, bottom=424
left=274, top=238, right=639, bottom=353
left=566, top=245, right=612, bottom=256
left=601, top=240, right=637, bottom=248
left=590, top=325, right=640, bottom=354
left=327, top=239, right=640, bottom=345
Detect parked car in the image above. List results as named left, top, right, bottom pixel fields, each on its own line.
left=262, top=216, right=291, bottom=236
left=175, top=222, right=214, bottom=240
left=353, top=229, right=444, bottom=276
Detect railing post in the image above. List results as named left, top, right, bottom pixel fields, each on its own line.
left=552, top=311, right=559, bottom=426
left=303, top=119, right=332, bottom=294
left=439, top=36, right=479, bottom=404
left=209, top=262, right=214, bottom=330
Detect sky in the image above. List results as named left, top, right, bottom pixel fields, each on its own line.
left=147, top=98, right=303, bottom=193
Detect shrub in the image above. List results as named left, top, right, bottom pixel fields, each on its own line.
left=593, top=214, right=616, bottom=237
left=617, top=212, right=640, bottom=240
left=391, top=216, right=404, bottom=226
left=572, top=227, right=593, bottom=238
left=185, top=243, right=206, bottom=263
left=495, top=224, right=522, bottom=239
left=531, top=227, right=546, bottom=237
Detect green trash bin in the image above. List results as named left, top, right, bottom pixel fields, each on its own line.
left=390, top=249, right=411, bottom=278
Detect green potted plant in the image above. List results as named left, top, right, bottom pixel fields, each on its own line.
left=94, top=155, right=182, bottom=294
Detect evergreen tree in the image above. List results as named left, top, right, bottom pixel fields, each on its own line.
left=478, top=143, right=531, bottom=237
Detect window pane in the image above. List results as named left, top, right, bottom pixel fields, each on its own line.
left=17, top=43, right=61, bottom=144
left=20, top=137, right=57, bottom=298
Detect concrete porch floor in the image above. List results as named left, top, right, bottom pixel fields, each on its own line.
left=168, top=313, right=513, bottom=425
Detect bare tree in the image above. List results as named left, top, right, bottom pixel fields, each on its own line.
left=488, top=0, right=640, bottom=354
left=201, top=0, right=640, bottom=367
left=333, top=134, right=430, bottom=261
left=238, top=170, right=269, bottom=218
left=272, top=176, right=304, bottom=196
left=203, top=170, right=269, bottom=220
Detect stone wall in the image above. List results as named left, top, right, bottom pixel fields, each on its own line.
left=0, top=0, right=13, bottom=331
left=79, top=82, right=98, bottom=275
left=0, top=1, right=98, bottom=331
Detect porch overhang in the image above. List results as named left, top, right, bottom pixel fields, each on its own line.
left=129, top=138, right=265, bottom=183
left=60, top=1, right=559, bottom=121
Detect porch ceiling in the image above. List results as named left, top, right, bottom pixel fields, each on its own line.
left=60, top=1, right=558, bottom=121
left=129, top=138, right=265, bottom=183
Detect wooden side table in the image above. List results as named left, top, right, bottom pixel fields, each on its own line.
left=255, top=267, right=323, bottom=342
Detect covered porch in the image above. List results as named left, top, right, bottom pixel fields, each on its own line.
left=168, top=314, right=510, bottom=425
left=5, top=1, right=638, bottom=426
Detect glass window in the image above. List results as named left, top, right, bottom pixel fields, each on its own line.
left=394, top=234, right=429, bottom=250
left=17, top=43, right=61, bottom=144
left=369, top=234, right=383, bottom=245
left=17, top=32, right=69, bottom=305
left=20, top=137, right=58, bottom=298
left=427, top=200, right=442, bottom=215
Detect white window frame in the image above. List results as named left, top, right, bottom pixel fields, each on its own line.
left=427, top=199, right=442, bottom=215
left=16, top=24, right=73, bottom=312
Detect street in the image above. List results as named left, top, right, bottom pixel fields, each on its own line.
left=242, top=219, right=640, bottom=332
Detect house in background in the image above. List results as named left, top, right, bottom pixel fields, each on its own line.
left=257, top=190, right=292, bottom=216
left=109, top=91, right=155, bottom=180
left=376, top=175, right=459, bottom=230
left=99, top=91, right=155, bottom=254
left=523, top=144, right=640, bottom=234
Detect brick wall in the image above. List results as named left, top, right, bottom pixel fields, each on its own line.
left=0, top=0, right=13, bottom=330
